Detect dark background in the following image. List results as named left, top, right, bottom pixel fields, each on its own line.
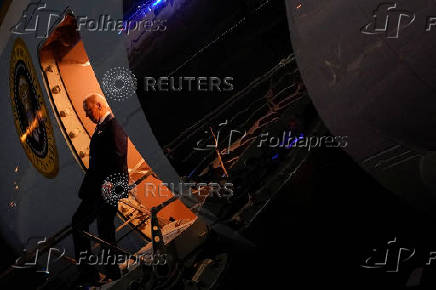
left=2, top=0, right=436, bottom=289
left=221, top=145, right=436, bottom=289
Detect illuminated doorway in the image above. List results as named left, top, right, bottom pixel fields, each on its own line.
left=38, top=13, right=197, bottom=246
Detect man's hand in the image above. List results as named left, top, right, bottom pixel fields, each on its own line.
left=101, top=181, right=114, bottom=193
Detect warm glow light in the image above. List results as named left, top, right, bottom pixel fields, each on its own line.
left=20, top=110, right=44, bottom=143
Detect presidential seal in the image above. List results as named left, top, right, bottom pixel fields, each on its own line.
left=9, top=38, right=59, bottom=178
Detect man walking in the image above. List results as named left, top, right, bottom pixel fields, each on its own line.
left=72, top=93, right=128, bottom=285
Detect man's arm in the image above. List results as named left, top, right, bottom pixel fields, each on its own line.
left=79, top=119, right=128, bottom=199
left=110, top=119, right=128, bottom=172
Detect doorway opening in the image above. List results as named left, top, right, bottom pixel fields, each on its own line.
left=38, top=13, right=197, bottom=248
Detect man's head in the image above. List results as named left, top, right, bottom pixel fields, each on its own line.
left=83, top=93, right=110, bottom=124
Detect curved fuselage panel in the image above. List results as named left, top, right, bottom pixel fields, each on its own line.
left=285, top=0, right=436, bottom=212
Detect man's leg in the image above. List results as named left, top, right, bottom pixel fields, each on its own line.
left=96, top=202, right=120, bottom=279
left=72, top=198, right=99, bottom=279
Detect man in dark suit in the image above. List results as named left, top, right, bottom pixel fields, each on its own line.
left=72, top=93, right=128, bottom=285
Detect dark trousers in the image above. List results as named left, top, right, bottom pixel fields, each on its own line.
left=72, top=197, right=119, bottom=276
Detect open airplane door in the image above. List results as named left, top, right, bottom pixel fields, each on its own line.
left=0, top=0, right=207, bottom=271
left=38, top=11, right=199, bottom=245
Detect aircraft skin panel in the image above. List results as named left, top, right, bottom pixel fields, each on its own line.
left=285, top=0, right=436, bottom=154
left=285, top=0, right=436, bottom=215
left=0, top=0, right=30, bottom=55
left=0, top=35, right=82, bottom=252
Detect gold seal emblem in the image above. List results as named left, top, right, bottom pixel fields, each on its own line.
left=9, top=38, right=59, bottom=178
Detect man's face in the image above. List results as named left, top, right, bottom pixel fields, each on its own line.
left=83, top=100, right=100, bottom=124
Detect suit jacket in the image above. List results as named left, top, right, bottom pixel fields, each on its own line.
left=79, top=114, right=128, bottom=200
